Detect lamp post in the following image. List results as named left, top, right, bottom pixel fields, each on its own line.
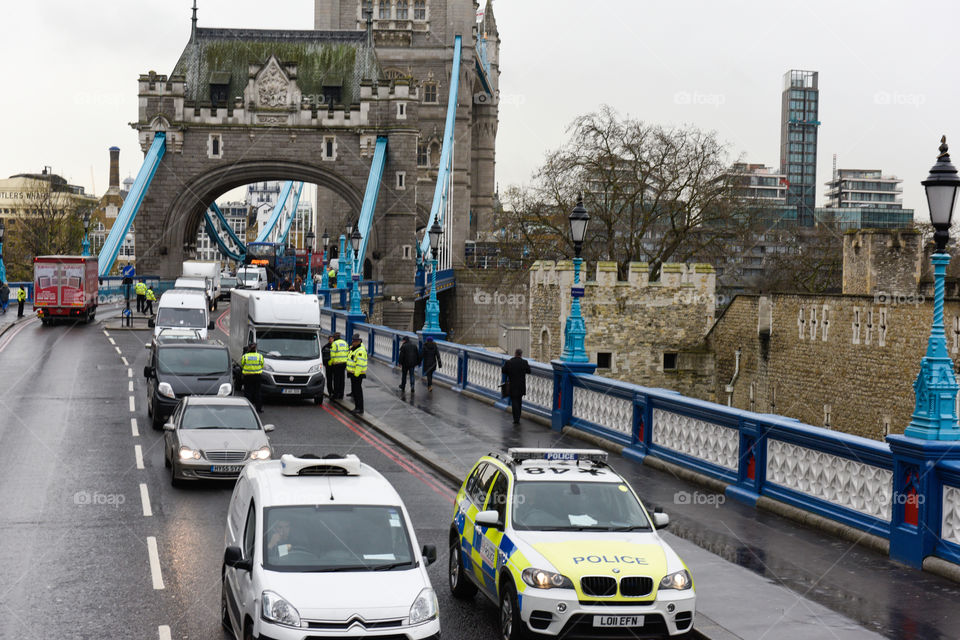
left=320, top=230, right=330, bottom=289
left=0, top=218, right=6, bottom=284
left=905, top=136, right=960, bottom=440
left=421, top=221, right=444, bottom=335
left=349, top=227, right=364, bottom=315
left=304, top=230, right=315, bottom=294
left=340, top=221, right=353, bottom=290
left=561, top=194, right=591, bottom=362
left=81, top=209, right=92, bottom=257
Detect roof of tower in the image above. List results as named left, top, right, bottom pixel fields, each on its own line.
left=171, top=28, right=381, bottom=104
left=482, top=0, right=498, bottom=36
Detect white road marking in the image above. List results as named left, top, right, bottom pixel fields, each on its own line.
left=147, top=537, right=165, bottom=589
left=128, top=380, right=133, bottom=392
left=127, top=368, right=133, bottom=378
left=140, top=483, right=153, bottom=517
left=135, top=445, right=144, bottom=469
left=129, top=396, right=136, bottom=412
left=115, top=346, right=121, bottom=355
left=122, top=357, right=129, bottom=366
left=131, top=418, right=139, bottom=437
left=158, top=625, right=171, bottom=640
left=108, top=338, right=116, bottom=345
left=103, top=330, right=110, bottom=337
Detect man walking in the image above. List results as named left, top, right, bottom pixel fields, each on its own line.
left=330, top=332, right=348, bottom=399
left=398, top=336, right=420, bottom=393
left=502, top=349, right=531, bottom=425
left=346, top=335, right=368, bottom=414
left=0, top=282, right=9, bottom=314
left=144, top=285, right=156, bottom=316
left=135, top=278, right=147, bottom=313
left=420, top=336, right=441, bottom=391
left=322, top=335, right=335, bottom=398
left=16, top=285, right=27, bottom=318
left=241, top=342, right=265, bottom=413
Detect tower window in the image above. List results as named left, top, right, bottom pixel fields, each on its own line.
left=323, top=136, right=337, bottom=161
left=413, top=0, right=426, bottom=20
left=663, top=352, right=678, bottom=370
left=396, top=172, right=406, bottom=190
left=396, top=102, right=407, bottom=119
left=379, top=0, right=391, bottom=19
left=396, top=0, right=408, bottom=19
left=207, top=133, right=223, bottom=159
left=423, top=82, right=438, bottom=103
left=417, top=143, right=428, bottom=167
left=596, top=352, right=612, bottom=369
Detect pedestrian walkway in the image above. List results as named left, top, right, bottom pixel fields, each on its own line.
left=333, top=358, right=960, bottom=640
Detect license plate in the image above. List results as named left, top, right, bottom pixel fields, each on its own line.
left=210, top=465, right=243, bottom=473
left=281, top=388, right=301, bottom=395
left=593, top=615, right=643, bottom=628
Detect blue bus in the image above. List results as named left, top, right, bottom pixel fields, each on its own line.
left=245, top=242, right=295, bottom=289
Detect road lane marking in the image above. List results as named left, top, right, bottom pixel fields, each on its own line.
left=129, top=396, right=136, bottom=412
left=135, top=445, right=144, bottom=469
left=128, top=368, right=133, bottom=378
left=122, top=357, right=129, bottom=366
left=147, top=537, right=165, bottom=589
left=131, top=418, right=139, bottom=437
left=103, top=330, right=110, bottom=337
left=115, top=346, right=122, bottom=355
left=108, top=337, right=116, bottom=345
left=128, top=380, right=133, bottom=392
left=140, top=483, right=153, bottom=517
left=158, top=625, right=171, bottom=640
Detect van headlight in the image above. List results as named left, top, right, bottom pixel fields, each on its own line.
left=250, top=446, right=271, bottom=460
left=659, top=569, right=692, bottom=590
left=217, top=383, right=232, bottom=396
left=262, top=362, right=274, bottom=372
left=408, top=587, right=438, bottom=624
left=307, top=364, right=322, bottom=374
left=158, top=382, right=175, bottom=398
left=522, top=568, right=574, bottom=589
left=261, top=590, right=301, bottom=627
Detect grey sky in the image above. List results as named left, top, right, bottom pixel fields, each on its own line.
left=1, top=0, right=957, bottom=217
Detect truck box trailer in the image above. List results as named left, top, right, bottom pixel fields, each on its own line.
left=182, top=260, right=221, bottom=307
left=33, top=255, right=99, bottom=325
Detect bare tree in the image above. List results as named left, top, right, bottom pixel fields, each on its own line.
left=5, top=181, right=87, bottom=279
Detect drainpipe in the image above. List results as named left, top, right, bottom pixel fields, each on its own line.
left=725, top=348, right=742, bottom=407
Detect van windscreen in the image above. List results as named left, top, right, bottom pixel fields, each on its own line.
left=157, top=307, right=206, bottom=329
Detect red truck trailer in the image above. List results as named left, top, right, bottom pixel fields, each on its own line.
left=33, top=255, right=99, bottom=325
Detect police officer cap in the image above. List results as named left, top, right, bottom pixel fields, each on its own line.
left=352, top=335, right=362, bottom=342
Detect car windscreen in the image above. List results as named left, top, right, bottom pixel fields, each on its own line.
left=157, top=347, right=229, bottom=376
left=156, top=307, right=206, bottom=328
left=180, top=404, right=259, bottom=430
left=263, top=505, right=415, bottom=572
left=258, top=329, right=320, bottom=360
left=511, top=481, right=652, bottom=531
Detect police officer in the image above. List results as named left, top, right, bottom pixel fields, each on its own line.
left=327, top=267, right=337, bottom=288
left=241, top=342, right=265, bottom=412
left=330, top=332, right=348, bottom=399
left=144, top=285, right=157, bottom=316
left=16, top=285, right=27, bottom=318
left=135, top=278, right=147, bottom=313
left=346, top=335, right=368, bottom=415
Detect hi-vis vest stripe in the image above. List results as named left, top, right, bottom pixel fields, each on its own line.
left=347, top=345, right=368, bottom=376
left=330, top=339, right=349, bottom=365
left=241, top=352, right=264, bottom=375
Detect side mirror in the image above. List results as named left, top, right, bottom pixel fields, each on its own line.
left=652, top=509, right=670, bottom=530
left=144, top=342, right=152, bottom=350
left=223, top=546, right=252, bottom=572
left=208, top=320, right=216, bottom=330
left=262, top=424, right=275, bottom=433
left=421, top=544, right=437, bottom=566
left=143, top=366, right=152, bottom=378
left=163, top=421, right=176, bottom=432
left=147, top=318, right=155, bottom=328
left=475, top=509, right=503, bottom=530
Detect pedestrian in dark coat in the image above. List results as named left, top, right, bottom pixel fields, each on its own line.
left=420, top=337, right=441, bottom=391
left=398, top=336, right=421, bottom=392
left=0, top=282, right=9, bottom=314
left=322, top=335, right=335, bottom=398
left=502, top=349, right=531, bottom=425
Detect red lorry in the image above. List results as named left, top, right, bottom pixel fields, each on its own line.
left=33, top=255, right=99, bottom=325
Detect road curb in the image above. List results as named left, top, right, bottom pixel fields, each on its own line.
left=0, top=316, right=29, bottom=338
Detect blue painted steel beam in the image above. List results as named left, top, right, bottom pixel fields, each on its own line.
left=420, top=36, right=462, bottom=259
left=355, top=137, right=389, bottom=266
left=210, top=202, right=246, bottom=252
left=276, top=182, right=304, bottom=247
left=255, top=181, right=295, bottom=243
left=203, top=209, right=244, bottom=262
left=98, top=132, right=166, bottom=276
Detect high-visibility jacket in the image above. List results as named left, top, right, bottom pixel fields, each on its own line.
left=135, top=282, right=147, bottom=296
left=145, top=288, right=157, bottom=302
left=241, top=352, right=264, bottom=375
left=330, top=339, right=349, bottom=365
left=16, top=288, right=26, bottom=302
left=347, top=344, right=368, bottom=377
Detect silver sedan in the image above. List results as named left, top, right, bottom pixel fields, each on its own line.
left=163, top=396, right=274, bottom=487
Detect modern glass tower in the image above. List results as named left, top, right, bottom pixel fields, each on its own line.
left=779, top=70, right=820, bottom=226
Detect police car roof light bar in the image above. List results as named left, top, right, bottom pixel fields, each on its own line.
left=507, top=448, right=609, bottom=464
left=280, top=453, right=362, bottom=477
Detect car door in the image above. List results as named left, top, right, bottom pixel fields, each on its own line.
left=480, top=470, right=510, bottom=594
left=146, top=345, right=158, bottom=411
left=466, top=463, right=499, bottom=588
left=226, top=500, right=258, bottom=633
left=164, top=401, right=184, bottom=461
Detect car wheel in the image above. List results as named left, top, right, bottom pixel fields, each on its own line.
left=449, top=540, right=477, bottom=599
left=499, top=581, right=527, bottom=640
left=151, top=407, right=163, bottom=431
left=221, top=579, right=234, bottom=636
left=242, top=620, right=254, bottom=640
left=164, top=447, right=171, bottom=469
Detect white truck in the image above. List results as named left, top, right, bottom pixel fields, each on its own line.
left=235, top=266, right=268, bottom=290
left=229, top=290, right=325, bottom=404
left=182, top=260, right=221, bottom=308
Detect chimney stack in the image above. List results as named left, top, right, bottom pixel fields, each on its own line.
left=108, top=146, right=120, bottom=193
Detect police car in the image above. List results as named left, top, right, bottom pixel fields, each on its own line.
left=222, top=454, right=441, bottom=640
left=449, top=449, right=695, bottom=639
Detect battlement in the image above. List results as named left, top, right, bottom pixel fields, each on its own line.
left=138, top=72, right=186, bottom=97
left=530, top=260, right=715, bottom=294
left=842, top=228, right=923, bottom=296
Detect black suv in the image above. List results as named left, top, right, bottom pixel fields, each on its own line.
left=144, top=340, right=233, bottom=429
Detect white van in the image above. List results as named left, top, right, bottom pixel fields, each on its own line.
left=236, top=266, right=268, bottom=290
left=222, top=454, right=440, bottom=640
left=175, top=276, right=215, bottom=311
left=152, top=289, right=214, bottom=340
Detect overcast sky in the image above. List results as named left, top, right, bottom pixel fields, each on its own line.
left=1, top=0, right=957, bottom=217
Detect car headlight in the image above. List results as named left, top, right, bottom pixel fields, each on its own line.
left=307, top=363, right=322, bottom=374
left=250, top=446, right=271, bottom=460
left=262, top=362, right=274, bottom=372
left=521, top=567, right=574, bottom=589
left=217, top=383, right=232, bottom=396
left=659, top=569, right=692, bottom=590
left=157, top=382, right=175, bottom=398
left=408, top=587, right=438, bottom=625
left=261, top=590, right=301, bottom=628
left=178, top=446, right=201, bottom=461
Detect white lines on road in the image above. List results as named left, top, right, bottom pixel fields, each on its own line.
left=158, top=626, right=171, bottom=640
left=121, top=357, right=129, bottom=366
left=127, top=368, right=133, bottom=378
left=131, top=418, right=139, bottom=437
left=114, top=346, right=122, bottom=355
left=129, top=396, right=136, bottom=412
left=134, top=445, right=144, bottom=470
left=140, top=483, right=153, bottom=517
left=103, top=330, right=110, bottom=336
left=128, top=380, right=133, bottom=392
left=108, top=337, right=116, bottom=345
left=146, top=537, right=165, bottom=589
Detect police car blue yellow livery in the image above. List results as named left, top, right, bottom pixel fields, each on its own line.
left=449, top=448, right=695, bottom=639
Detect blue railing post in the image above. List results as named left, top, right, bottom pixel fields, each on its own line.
left=550, top=360, right=596, bottom=432
left=623, top=393, right=651, bottom=463
left=726, top=418, right=765, bottom=506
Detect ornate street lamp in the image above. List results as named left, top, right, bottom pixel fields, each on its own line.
left=561, top=194, right=591, bottom=362
left=349, top=227, right=364, bottom=315
left=0, top=218, right=6, bottom=284
left=320, top=230, right=330, bottom=289
left=905, top=136, right=960, bottom=440
left=421, top=221, right=444, bottom=334
left=304, top=230, right=315, bottom=294
left=81, top=209, right=92, bottom=257
left=341, top=221, right=354, bottom=290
